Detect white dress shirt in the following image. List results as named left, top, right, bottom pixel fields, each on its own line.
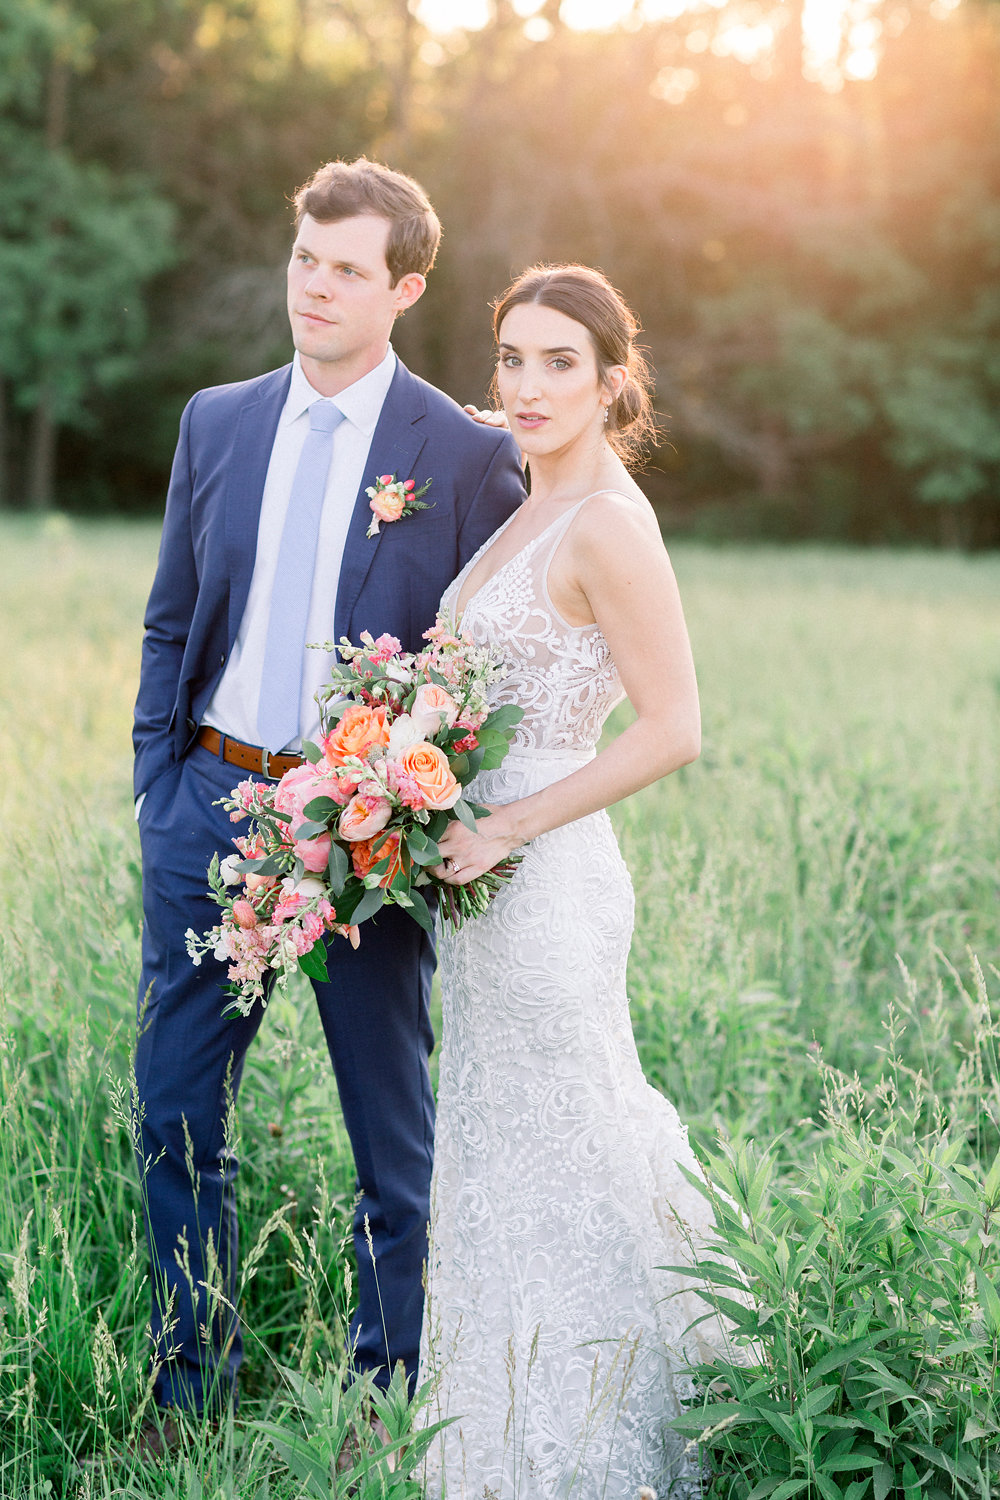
left=202, top=346, right=397, bottom=752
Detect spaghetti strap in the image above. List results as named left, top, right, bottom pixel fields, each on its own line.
left=538, top=488, right=648, bottom=627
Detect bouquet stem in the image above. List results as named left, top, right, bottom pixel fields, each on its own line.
left=443, top=857, right=522, bottom=931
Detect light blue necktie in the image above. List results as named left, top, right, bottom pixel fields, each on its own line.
left=257, top=400, right=345, bottom=753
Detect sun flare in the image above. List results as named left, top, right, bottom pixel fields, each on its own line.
left=413, top=0, right=918, bottom=86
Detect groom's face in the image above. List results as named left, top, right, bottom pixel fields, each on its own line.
left=287, top=213, right=425, bottom=391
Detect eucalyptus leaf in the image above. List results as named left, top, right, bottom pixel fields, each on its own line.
left=407, top=841, right=441, bottom=867
left=291, top=819, right=327, bottom=841
left=351, top=883, right=386, bottom=925
left=404, top=887, right=434, bottom=933
left=303, top=796, right=341, bottom=820
left=453, top=798, right=478, bottom=832
left=327, top=842, right=349, bottom=897
left=297, top=942, right=330, bottom=982
left=483, top=703, right=524, bottom=731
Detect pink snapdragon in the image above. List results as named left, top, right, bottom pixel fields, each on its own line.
left=386, top=759, right=426, bottom=810
left=368, top=632, right=403, bottom=663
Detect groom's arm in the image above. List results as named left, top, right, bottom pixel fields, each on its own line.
left=456, top=428, right=525, bottom=562
left=132, top=395, right=200, bottom=800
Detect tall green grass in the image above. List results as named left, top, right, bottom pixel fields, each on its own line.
left=1, top=517, right=997, bottom=1496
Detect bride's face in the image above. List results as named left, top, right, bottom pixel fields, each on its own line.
left=496, top=302, right=612, bottom=457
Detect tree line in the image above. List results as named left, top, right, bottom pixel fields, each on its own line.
left=2, top=0, right=999, bottom=544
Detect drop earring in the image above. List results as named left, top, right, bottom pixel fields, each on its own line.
left=603, top=404, right=610, bottom=425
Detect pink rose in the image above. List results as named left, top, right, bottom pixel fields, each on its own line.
left=338, top=792, right=393, bottom=842
left=273, top=764, right=337, bottom=831
left=293, top=830, right=332, bottom=872
left=232, top=899, right=258, bottom=929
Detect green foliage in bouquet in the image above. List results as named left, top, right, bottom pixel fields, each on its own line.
left=670, top=963, right=1000, bottom=1500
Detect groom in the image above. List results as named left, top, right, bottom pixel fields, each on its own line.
left=132, top=157, right=524, bottom=1421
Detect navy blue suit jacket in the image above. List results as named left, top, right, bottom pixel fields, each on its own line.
left=134, top=357, right=526, bottom=798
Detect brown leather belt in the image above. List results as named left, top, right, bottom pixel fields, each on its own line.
left=196, top=726, right=303, bottom=780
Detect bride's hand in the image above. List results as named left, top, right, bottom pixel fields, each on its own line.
left=431, top=807, right=521, bottom=885
left=463, top=404, right=510, bottom=429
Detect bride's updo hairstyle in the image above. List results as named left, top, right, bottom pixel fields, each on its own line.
left=492, top=263, right=657, bottom=466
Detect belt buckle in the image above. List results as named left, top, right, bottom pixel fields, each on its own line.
left=260, top=747, right=271, bottom=779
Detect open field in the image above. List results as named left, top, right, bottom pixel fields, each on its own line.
left=1, top=517, right=998, bottom=1497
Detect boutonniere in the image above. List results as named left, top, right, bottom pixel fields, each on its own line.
left=365, top=473, right=433, bottom=539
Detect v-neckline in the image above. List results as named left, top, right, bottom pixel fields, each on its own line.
left=454, top=499, right=587, bottom=624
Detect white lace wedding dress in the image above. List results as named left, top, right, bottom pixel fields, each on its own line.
left=419, top=497, right=731, bottom=1499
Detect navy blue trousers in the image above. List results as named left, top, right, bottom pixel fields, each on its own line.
left=135, top=741, right=435, bottom=1412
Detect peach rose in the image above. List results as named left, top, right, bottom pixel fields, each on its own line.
left=398, top=741, right=461, bottom=810
left=410, top=683, right=459, bottom=737
left=321, top=704, right=391, bottom=768
left=231, top=899, right=258, bottom=929
left=337, top=792, right=393, bottom=842
left=351, top=831, right=403, bottom=886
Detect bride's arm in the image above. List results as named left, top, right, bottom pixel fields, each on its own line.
left=434, top=493, right=700, bottom=883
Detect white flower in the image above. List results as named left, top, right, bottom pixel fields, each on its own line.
left=281, top=874, right=326, bottom=899
left=213, top=936, right=230, bottom=963
left=219, top=854, right=243, bottom=886
left=387, top=712, right=424, bottom=757
left=384, top=658, right=413, bottom=684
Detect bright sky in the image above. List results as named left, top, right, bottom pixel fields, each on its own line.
left=414, top=0, right=964, bottom=88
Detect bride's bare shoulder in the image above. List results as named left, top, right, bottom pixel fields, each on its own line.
left=571, top=486, right=664, bottom=556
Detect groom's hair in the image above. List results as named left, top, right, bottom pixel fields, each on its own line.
left=292, top=158, right=441, bottom=285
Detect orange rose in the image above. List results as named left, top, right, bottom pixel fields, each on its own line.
left=398, top=741, right=461, bottom=810
left=351, top=831, right=404, bottom=887
left=321, top=703, right=390, bottom=767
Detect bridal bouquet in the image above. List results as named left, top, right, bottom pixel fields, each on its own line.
left=186, top=615, right=523, bottom=1015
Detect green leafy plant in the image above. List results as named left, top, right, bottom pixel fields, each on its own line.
left=670, top=966, right=1000, bottom=1500
left=248, top=1362, right=450, bottom=1498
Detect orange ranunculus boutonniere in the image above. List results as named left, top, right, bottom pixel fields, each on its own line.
left=365, top=473, right=433, bottom=538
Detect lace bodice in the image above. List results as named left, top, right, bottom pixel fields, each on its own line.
left=440, top=498, right=625, bottom=754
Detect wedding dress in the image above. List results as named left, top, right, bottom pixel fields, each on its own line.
left=419, top=496, right=732, bottom=1499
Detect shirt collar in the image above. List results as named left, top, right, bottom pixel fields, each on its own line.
left=283, top=347, right=397, bottom=434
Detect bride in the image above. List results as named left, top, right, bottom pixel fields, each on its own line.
left=420, top=264, right=729, bottom=1498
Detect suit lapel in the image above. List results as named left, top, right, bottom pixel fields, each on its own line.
left=334, top=360, right=428, bottom=643
left=224, top=365, right=292, bottom=644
